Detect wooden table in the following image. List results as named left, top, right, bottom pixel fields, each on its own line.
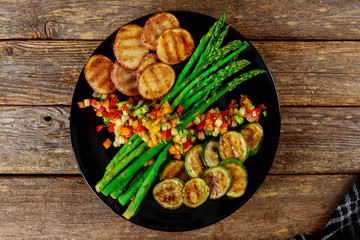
left=1, top=1, right=359, bottom=239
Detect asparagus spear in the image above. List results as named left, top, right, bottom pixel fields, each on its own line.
left=123, top=143, right=171, bottom=219
left=171, top=13, right=226, bottom=91
left=182, top=59, right=251, bottom=111
left=105, top=136, right=143, bottom=174
left=95, top=142, right=148, bottom=193
left=105, top=133, right=139, bottom=171
left=110, top=166, right=147, bottom=199
left=170, top=42, right=249, bottom=109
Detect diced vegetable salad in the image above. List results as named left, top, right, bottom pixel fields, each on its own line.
left=77, top=92, right=267, bottom=158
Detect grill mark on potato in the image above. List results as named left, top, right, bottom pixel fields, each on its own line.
left=84, top=55, right=116, bottom=94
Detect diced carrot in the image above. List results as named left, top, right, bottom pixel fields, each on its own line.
left=138, top=129, right=146, bottom=137
left=96, top=110, right=103, bottom=117
left=77, top=102, right=86, bottom=108
left=147, top=158, right=155, bottom=166
left=229, top=108, right=234, bottom=116
left=205, top=119, right=213, bottom=125
left=150, top=125, right=160, bottom=134
left=200, top=114, right=205, bottom=121
left=162, top=101, right=171, bottom=109
left=170, top=119, right=178, bottom=128
left=162, top=107, right=171, bottom=115
left=102, top=99, right=110, bottom=112
left=185, top=121, right=194, bottom=129
left=131, top=120, right=139, bottom=128
left=151, top=135, right=158, bottom=146
left=174, top=154, right=182, bottom=160
left=103, top=138, right=112, bottom=149
left=220, top=126, right=228, bottom=135
left=169, top=145, right=177, bottom=155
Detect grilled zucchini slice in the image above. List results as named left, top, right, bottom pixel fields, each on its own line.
left=182, top=178, right=210, bottom=208
left=153, top=178, right=184, bottom=210
left=159, top=159, right=190, bottom=182
left=201, top=166, right=232, bottom=199
left=201, top=139, right=221, bottom=167
left=219, top=131, right=249, bottom=162
left=240, top=123, right=264, bottom=156
left=219, top=159, right=248, bottom=198
left=185, top=145, right=207, bottom=178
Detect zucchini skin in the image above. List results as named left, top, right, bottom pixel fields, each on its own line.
left=219, top=159, right=248, bottom=198
left=201, top=166, right=232, bottom=199
left=201, top=139, right=221, bottom=168
left=181, top=177, right=210, bottom=208
left=239, top=123, right=264, bottom=156
left=185, top=145, right=207, bottom=178
left=153, top=178, right=184, bottom=210
left=219, top=131, right=250, bottom=162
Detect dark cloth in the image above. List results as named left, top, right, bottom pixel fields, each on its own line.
left=290, top=178, right=360, bottom=240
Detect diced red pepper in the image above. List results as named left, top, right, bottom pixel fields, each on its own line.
left=228, top=104, right=235, bottom=108
left=161, top=130, right=167, bottom=141
left=240, top=95, right=247, bottom=106
left=220, top=110, right=229, bottom=118
left=166, top=129, right=171, bottom=140
left=183, top=140, right=192, bottom=151
left=96, top=124, right=106, bottom=132
left=176, top=104, right=184, bottom=115
left=258, top=104, right=267, bottom=111
left=197, top=121, right=206, bottom=130
left=90, top=99, right=102, bottom=110
left=107, top=123, right=115, bottom=133
left=128, top=97, right=134, bottom=104
left=122, top=104, right=128, bottom=112
left=110, top=95, right=118, bottom=107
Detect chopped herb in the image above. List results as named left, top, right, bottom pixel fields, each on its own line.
left=263, top=110, right=268, bottom=117
left=103, top=117, right=110, bottom=124
left=205, top=130, right=213, bottom=136
left=224, top=116, right=228, bottom=122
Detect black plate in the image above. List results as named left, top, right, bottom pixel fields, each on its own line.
left=70, top=11, right=281, bottom=231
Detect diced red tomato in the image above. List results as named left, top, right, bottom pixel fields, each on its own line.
left=161, top=130, right=167, bottom=141
left=185, top=121, right=194, bottom=129
left=122, top=104, right=128, bottom=112
left=220, top=110, right=229, bottom=118
left=155, top=104, right=161, bottom=110
left=250, top=108, right=261, bottom=122
left=110, top=95, right=118, bottom=107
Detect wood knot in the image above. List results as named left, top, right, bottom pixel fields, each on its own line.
left=2, top=46, right=14, bottom=56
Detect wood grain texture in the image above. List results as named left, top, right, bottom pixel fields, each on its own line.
left=1, top=40, right=360, bottom=106
left=0, top=0, right=360, bottom=40
left=0, top=106, right=359, bottom=174
left=0, top=175, right=356, bottom=239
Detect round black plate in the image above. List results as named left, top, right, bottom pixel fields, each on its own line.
left=70, top=11, right=281, bottom=231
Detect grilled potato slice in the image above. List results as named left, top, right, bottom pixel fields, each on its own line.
left=84, top=55, right=116, bottom=94
left=156, top=28, right=195, bottom=65
left=141, top=12, right=180, bottom=51
left=136, top=53, right=161, bottom=79
left=137, top=62, right=175, bottom=100
left=113, top=24, right=149, bottom=69
left=111, top=61, right=139, bottom=96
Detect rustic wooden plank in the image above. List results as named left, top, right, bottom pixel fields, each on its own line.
left=0, top=106, right=359, bottom=174
left=1, top=40, right=359, bottom=106
left=0, top=0, right=360, bottom=40
left=0, top=174, right=356, bottom=239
